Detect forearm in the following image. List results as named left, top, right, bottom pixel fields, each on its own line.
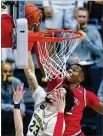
left=93, top=102, right=103, bottom=115
left=24, top=68, right=39, bottom=93
left=24, top=51, right=39, bottom=93
left=24, top=51, right=34, bottom=79
left=13, top=109, right=24, bottom=136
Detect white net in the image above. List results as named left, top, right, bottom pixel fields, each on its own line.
left=35, top=30, right=83, bottom=81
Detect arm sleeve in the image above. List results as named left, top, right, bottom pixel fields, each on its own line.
left=44, top=113, right=64, bottom=136
left=86, top=91, right=100, bottom=108
left=53, top=112, right=64, bottom=136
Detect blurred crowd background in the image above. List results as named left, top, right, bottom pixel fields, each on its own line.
left=1, top=1, right=103, bottom=136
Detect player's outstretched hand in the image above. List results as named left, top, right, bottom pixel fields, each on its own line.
left=50, top=88, right=66, bottom=113
left=12, top=83, right=26, bottom=104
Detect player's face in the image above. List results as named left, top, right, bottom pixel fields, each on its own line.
left=66, top=65, right=84, bottom=84
left=76, top=10, right=88, bottom=24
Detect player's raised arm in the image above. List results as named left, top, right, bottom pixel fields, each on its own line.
left=24, top=51, right=39, bottom=94
left=13, top=83, right=25, bottom=136
left=27, top=51, right=35, bottom=72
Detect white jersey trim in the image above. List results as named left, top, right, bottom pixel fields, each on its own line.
left=83, top=88, right=86, bottom=107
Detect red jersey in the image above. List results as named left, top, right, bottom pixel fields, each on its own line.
left=64, top=85, right=100, bottom=136
left=46, top=78, right=100, bottom=135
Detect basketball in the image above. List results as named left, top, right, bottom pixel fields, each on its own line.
left=25, top=4, right=42, bottom=30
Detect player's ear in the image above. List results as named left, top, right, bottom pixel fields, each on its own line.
left=79, top=76, right=84, bottom=82
left=79, top=73, right=84, bottom=82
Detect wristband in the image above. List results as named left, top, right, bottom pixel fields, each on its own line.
left=14, top=103, right=20, bottom=109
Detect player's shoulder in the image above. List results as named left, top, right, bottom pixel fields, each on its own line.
left=80, top=86, right=93, bottom=95
left=32, top=86, right=46, bottom=100
left=86, top=89, right=97, bottom=99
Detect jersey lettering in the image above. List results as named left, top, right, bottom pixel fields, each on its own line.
left=29, top=114, right=43, bottom=135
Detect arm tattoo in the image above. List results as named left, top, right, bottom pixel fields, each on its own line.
left=26, top=75, right=36, bottom=93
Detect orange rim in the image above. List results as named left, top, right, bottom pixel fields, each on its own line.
left=28, top=30, right=83, bottom=42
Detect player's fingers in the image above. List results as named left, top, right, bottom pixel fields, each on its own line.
left=63, top=96, right=65, bottom=102
left=49, top=99, right=56, bottom=104
left=53, top=90, right=58, bottom=99
left=20, top=83, right=24, bottom=92
left=12, top=87, right=16, bottom=95
left=58, top=91, right=62, bottom=100
left=16, top=85, right=20, bottom=92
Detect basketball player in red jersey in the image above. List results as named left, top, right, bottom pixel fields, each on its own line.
left=46, top=63, right=103, bottom=136
left=55, top=63, right=103, bottom=136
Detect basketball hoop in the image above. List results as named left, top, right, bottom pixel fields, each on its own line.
left=28, top=30, right=83, bottom=90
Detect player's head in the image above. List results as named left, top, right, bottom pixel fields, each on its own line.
left=65, top=63, right=87, bottom=85
left=46, top=88, right=66, bottom=103
left=75, top=7, right=89, bottom=27
left=25, top=4, right=42, bottom=31
left=46, top=86, right=74, bottom=113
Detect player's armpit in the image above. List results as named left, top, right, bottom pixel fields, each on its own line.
left=93, top=102, right=103, bottom=115
left=24, top=68, right=39, bottom=94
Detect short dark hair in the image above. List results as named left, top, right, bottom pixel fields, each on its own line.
left=75, top=7, right=89, bottom=17
left=70, top=63, right=87, bottom=79
left=63, top=85, right=74, bottom=113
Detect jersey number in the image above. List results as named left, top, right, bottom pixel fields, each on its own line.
left=29, top=120, right=40, bottom=136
